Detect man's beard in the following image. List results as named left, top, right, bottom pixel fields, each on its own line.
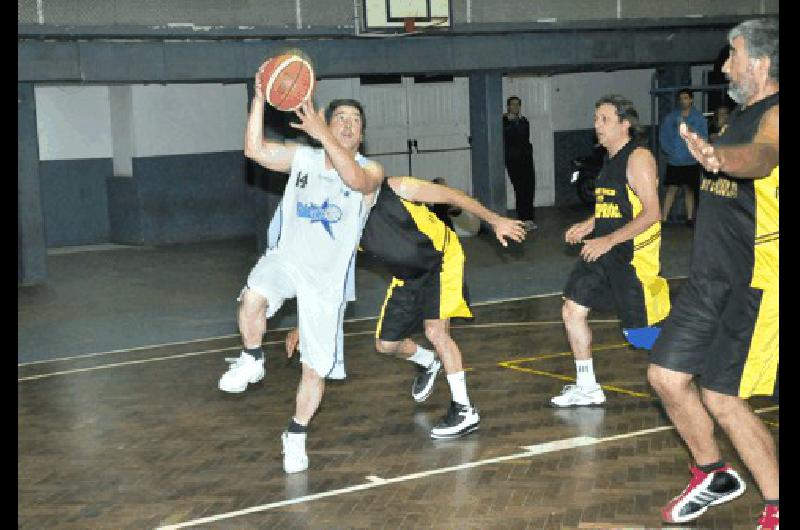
left=726, top=63, right=756, bottom=105
left=727, top=84, right=749, bottom=105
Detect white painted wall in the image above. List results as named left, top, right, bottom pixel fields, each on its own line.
left=34, top=85, right=113, bottom=161
left=35, top=83, right=249, bottom=162
left=130, top=84, right=248, bottom=157
left=550, top=69, right=656, bottom=132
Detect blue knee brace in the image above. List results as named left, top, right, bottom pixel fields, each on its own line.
left=622, top=326, right=661, bottom=350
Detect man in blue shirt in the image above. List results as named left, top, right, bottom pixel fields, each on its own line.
left=658, top=89, right=708, bottom=226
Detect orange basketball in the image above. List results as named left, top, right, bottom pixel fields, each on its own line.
left=259, top=52, right=315, bottom=112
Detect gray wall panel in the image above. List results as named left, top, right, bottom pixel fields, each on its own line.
left=38, top=0, right=116, bottom=25
left=78, top=41, right=166, bottom=82
left=19, top=0, right=776, bottom=27
left=621, top=0, right=765, bottom=18
left=19, top=0, right=38, bottom=24
left=20, top=24, right=743, bottom=83
left=30, top=0, right=297, bottom=26
left=18, top=41, right=82, bottom=82
left=470, top=0, right=617, bottom=22
left=163, top=41, right=246, bottom=81
left=113, top=0, right=289, bottom=26
left=39, top=158, right=112, bottom=247
left=572, top=33, right=634, bottom=65
left=107, top=177, right=143, bottom=244
left=133, top=152, right=254, bottom=244
left=469, top=73, right=506, bottom=213
left=19, top=83, right=47, bottom=284
left=301, top=0, right=356, bottom=27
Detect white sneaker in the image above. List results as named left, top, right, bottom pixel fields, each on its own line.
left=218, top=352, right=265, bottom=393
left=282, top=431, right=309, bottom=473
left=550, top=384, right=606, bottom=407
left=430, top=401, right=481, bottom=439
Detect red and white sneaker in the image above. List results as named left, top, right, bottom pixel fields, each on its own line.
left=757, top=504, right=779, bottom=530
left=662, top=464, right=746, bottom=523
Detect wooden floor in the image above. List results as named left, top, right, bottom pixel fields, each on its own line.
left=18, top=284, right=778, bottom=529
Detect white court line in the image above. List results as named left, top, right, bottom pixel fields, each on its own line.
left=156, top=402, right=773, bottom=530
left=17, top=320, right=623, bottom=382
left=18, top=346, right=241, bottom=382
left=24, top=279, right=689, bottom=368
left=18, top=333, right=242, bottom=367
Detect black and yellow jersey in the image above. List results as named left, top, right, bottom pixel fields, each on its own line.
left=594, top=139, right=662, bottom=274
left=592, top=139, right=670, bottom=325
left=692, top=93, right=778, bottom=288
left=360, top=179, right=453, bottom=280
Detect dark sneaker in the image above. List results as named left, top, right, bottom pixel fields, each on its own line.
left=430, top=401, right=480, bottom=439
left=662, top=464, right=746, bottom=523
left=757, top=504, right=779, bottom=530
left=411, top=358, right=442, bottom=403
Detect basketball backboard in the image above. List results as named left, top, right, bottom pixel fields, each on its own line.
left=363, top=0, right=451, bottom=33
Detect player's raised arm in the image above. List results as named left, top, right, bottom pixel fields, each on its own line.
left=387, top=176, right=526, bottom=247
left=243, top=66, right=298, bottom=173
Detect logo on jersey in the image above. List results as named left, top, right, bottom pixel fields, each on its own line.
left=297, top=199, right=343, bottom=239
left=701, top=176, right=738, bottom=198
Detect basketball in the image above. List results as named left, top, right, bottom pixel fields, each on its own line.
left=259, top=52, right=315, bottom=112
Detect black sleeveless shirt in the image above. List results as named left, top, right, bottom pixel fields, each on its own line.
left=360, top=179, right=450, bottom=279
left=593, top=139, right=660, bottom=265
left=691, top=93, right=779, bottom=285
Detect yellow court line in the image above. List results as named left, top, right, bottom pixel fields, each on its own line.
left=498, top=342, right=653, bottom=399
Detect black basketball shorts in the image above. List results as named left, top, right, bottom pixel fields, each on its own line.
left=376, top=239, right=472, bottom=342
left=650, top=277, right=778, bottom=398
left=563, top=255, right=652, bottom=329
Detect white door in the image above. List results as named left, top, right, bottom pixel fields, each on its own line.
left=356, top=76, right=473, bottom=193
left=357, top=78, right=413, bottom=177
left=406, top=76, right=472, bottom=193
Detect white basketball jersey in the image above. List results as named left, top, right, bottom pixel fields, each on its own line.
left=270, top=146, right=372, bottom=298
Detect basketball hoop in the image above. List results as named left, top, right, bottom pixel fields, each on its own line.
left=403, top=17, right=416, bottom=33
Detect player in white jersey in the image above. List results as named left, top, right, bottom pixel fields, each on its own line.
left=218, top=65, right=384, bottom=474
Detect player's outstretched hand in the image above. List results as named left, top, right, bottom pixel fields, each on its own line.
left=285, top=327, right=300, bottom=358
left=492, top=217, right=526, bottom=247
left=291, top=100, right=329, bottom=142
left=680, top=122, right=722, bottom=173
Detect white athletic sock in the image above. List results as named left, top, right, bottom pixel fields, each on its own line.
left=446, top=371, right=470, bottom=407
left=407, top=345, right=436, bottom=368
left=575, top=359, right=598, bottom=388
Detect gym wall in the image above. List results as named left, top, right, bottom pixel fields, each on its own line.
left=19, top=0, right=778, bottom=27
left=35, top=84, right=252, bottom=247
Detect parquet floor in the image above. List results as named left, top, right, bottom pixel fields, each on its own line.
left=18, top=281, right=778, bottom=529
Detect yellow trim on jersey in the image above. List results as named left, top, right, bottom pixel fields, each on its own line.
left=626, top=185, right=671, bottom=325
left=739, top=287, right=779, bottom=398
left=401, top=199, right=448, bottom=251
left=751, top=165, right=779, bottom=290
left=375, top=277, right=404, bottom=338
left=439, top=232, right=473, bottom=319
left=402, top=198, right=471, bottom=319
